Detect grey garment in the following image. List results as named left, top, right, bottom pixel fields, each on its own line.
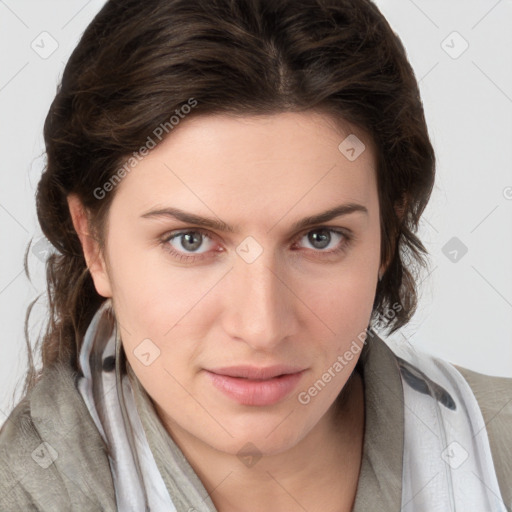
left=351, top=333, right=403, bottom=511
left=453, top=364, right=512, bottom=511
left=0, top=363, right=117, bottom=511
left=0, top=333, right=511, bottom=511
left=129, top=334, right=512, bottom=512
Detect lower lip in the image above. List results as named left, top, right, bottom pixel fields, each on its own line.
left=204, top=370, right=305, bottom=406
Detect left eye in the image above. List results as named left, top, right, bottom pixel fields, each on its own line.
left=298, top=228, right=346, bottom=251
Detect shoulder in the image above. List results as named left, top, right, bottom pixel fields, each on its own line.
left=453, top=363, right=512, bottom=434
left=0, top=395, right=35, bottom=508
left=453, top=363, right=512, bottom=509
left=0, top=363, right=117, bottom=511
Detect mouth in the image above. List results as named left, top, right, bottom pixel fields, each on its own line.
left=204, top=367, right=306, bottom=406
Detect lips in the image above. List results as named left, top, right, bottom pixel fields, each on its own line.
left=207, top=364, right=305, bottom=380
left=204, top=364, right=306, bottom=406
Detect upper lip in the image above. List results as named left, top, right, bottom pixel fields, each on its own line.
left=206, top=364, right=305, bottom=380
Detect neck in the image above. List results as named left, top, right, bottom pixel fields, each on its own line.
left=156, top=368, right=365, bottom=512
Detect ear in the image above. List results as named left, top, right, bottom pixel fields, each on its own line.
left=67, top=193, right=113, bottom=298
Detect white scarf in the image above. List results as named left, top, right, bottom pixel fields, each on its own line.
left=78, top=299, right=175, bottom=512
left=393, top=342, right=507, bottom=511
left=77, top=299, right=507, bottom=511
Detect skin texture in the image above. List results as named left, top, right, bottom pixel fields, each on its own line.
left=68, top=111, right=386, bottom=511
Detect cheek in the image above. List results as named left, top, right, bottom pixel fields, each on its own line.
left=123, top=327, right=198, bottom=409
left=300, top=264, right=376, bottom=363
left=106, top=234, right=177, bottom=322
left=108, top=233, right=207, bottom=312
left=127, top=356, right=190, bottom=424
left=302, top=263, right=376, bottom=327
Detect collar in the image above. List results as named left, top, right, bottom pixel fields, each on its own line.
left=351, top=330, right=404, bottom=510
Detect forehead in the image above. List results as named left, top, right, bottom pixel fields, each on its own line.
left=111, top=111, right=378, bottom=226
left=147, top=110, right=374, bottom=166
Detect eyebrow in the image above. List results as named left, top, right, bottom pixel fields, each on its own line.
left=140, top=202, right=368, bottom=233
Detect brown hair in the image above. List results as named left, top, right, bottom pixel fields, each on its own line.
left=15, top=0, right=435, bottom=407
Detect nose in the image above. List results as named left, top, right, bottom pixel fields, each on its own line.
left=221, top=249, right=294, bottom=352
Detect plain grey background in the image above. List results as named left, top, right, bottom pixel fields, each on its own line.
left=1, top=0, right=511, bottom=427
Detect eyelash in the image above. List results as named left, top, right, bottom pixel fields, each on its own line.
left=159, top=227, right=353, bottom=263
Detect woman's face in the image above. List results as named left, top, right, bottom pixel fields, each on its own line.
left=71, top=111, right=383, bottom=457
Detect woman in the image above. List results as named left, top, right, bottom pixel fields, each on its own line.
left=1, top=0, right=510, bottom=511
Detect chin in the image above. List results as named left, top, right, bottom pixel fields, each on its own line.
left=202, top=420, right=306, bottom=458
